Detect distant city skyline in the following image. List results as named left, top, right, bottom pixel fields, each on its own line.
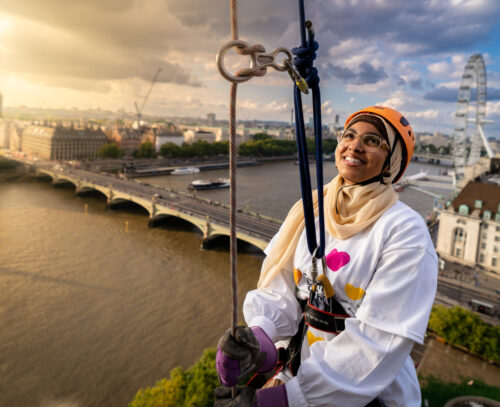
left=1, top=0, right=500, bottom=136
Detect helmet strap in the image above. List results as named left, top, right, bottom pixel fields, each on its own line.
left=393, top=137, right=408, bottom=183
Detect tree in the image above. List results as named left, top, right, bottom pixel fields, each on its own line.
left=213, top=141, right=229, bottom=155
left=428, top=305, right=499, bottom=362
left=97, top=142, right=124, bottom=159
left=238, top=139, right=296, bottom=157
left=160, top=142, right=182, bottom=158
left=129, top=348, right=218, bottom=407
left=252, top=133, right=273, bottom=141
left=0, top=158, right=17, bottom=171
left=427, top=144, right=438, bottom=154
left=135, top=141, right=156, bottom=158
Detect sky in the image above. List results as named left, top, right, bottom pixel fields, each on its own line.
left=1, top=0, right=500, bottom=136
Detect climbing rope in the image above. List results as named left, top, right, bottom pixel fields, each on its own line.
left=292, top=0, right=326, bottom=259
left=229, top=83, right=238, bottom=337
left=228, top=0, right=242, bottom=341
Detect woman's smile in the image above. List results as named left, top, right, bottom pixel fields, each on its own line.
left=342, top=155, right=364, bottom=166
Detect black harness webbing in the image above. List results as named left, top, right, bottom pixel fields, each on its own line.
left=279, top=295, right=348, bottom=375
left=304, top=301, right=348, bottom=333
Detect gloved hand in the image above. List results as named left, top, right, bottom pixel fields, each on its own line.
left=214, top=386, right=256, bottom=407
left=216, top=326, right=277, bottom=387
left=214, top=384, right=288, bottom=407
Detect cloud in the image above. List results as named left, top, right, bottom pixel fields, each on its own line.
left=325, top=62, right=387, bottom=85
left=356, top=63, right=388, bottom=84
left=424, top=86, right=500, bottom=102
left=396, top=76, right=407, bottom=86
left=1, top=0, right=500, bottom=134
left=379, top=92, right=407, bottom=110
left=315, top=1, right=500, bottom=59
left=2, top=1, right=171, bottom=51
left=166, top=0, right=293, bottom=41
left=321, top=100, right=333, bottom=116
left=0, top=2, right=204, bottom=88
left=265, top=100, right=291, bottom=112
left=4, top=0, right=497, bottom=88
left=325, top=64, right=356, bottom=81
left=166, top=0, right=492, bottom=60
left=484, top=88, right=500, bottom=101
left=409, top=79, right=423, bottom=90
left=428, top=61, right=450, bottom=76
left=487, top=100, right=500, bottom=115
left=423, top=87, right=458, bottom=102
left=406, top=109, right=439, bottom=120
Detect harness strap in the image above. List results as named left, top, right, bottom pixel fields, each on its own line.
left=274, top=296, right=348, bottom=376
left=304, top=301, right=349, bottom=333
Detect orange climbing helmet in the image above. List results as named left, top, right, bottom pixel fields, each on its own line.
left=345, top=105, right=415, bottom=183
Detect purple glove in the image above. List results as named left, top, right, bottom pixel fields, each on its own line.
left=213, top=384, right=288, bottom=407
left=256, top=384, right=289, bottom=407
left=216, top=326, right=277, bottom=387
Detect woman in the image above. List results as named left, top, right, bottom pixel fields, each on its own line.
left=215, top=106, right=438, bottom=407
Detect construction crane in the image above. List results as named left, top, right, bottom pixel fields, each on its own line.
left=134, top=68, right=162, bottom=132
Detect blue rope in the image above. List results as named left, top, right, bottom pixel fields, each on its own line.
left=293, top=0, right=325, bottom=258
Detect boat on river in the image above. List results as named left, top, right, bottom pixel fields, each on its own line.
left=171, top=166, right=200, bottom=175
left=393, top=171, right=428, bottom=191
left=189, top=178, right=230, bottom=190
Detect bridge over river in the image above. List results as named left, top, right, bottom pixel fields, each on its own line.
left=25, top=162, right=281, bottom=251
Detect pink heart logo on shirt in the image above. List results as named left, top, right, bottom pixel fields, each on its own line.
left=325, top=249, right=350, bottom=271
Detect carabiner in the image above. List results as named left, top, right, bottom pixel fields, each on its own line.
left=256, top=46, right=293, bottom=72
left=284, top=59, right=309, bottom=94
left=216, top=40, right=293, bottom=83
left=310, top=246, right=320, bottom=292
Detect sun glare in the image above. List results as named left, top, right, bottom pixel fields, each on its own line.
left=0, top=15, right=13, bottom=37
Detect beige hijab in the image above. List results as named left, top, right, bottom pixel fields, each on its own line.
left=258, top=115, right=403, bottom=288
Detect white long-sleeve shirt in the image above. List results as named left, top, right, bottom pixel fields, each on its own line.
left=244, top=201, right=438, bottom=406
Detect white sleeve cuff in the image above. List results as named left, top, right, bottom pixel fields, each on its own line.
left=247, top=316, right=280, bottom=343
left=285, top=377, right=308, bottom=407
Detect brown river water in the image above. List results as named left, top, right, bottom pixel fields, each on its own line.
left=0, top=160, right=447, bottom=406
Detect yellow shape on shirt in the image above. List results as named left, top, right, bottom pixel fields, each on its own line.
left=293, top=267, right=302, bottom=285
left=307, top=330, right=324, bottom=346
left=345, top=283, right=365, bottom=300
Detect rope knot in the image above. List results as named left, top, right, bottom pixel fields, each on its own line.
left=292, top=40, right=320, bottom=88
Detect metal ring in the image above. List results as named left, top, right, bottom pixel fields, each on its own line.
left=270, top=47, right=293, bottom=71
left=216, top=40, right=253, bottom=84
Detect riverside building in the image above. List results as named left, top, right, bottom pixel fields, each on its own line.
left=111, top=126, right=142, bottom=156
left=436, top=180, right=500, bottom=273
left=21, top=124, right=107, bottom=161
left=0, top=119, right=10, bottom=149
left=142, top=126, right=184, bottom=152
left=9, top=123, right=23, bottom=152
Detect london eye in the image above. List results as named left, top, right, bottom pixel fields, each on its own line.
left=452, top=54, right=494, bottom=175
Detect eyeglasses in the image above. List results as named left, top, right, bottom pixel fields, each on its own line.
left=337, top=129, right=389, bottom=151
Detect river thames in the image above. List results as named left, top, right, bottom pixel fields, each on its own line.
left=0, top=160, right=449, bottom=407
